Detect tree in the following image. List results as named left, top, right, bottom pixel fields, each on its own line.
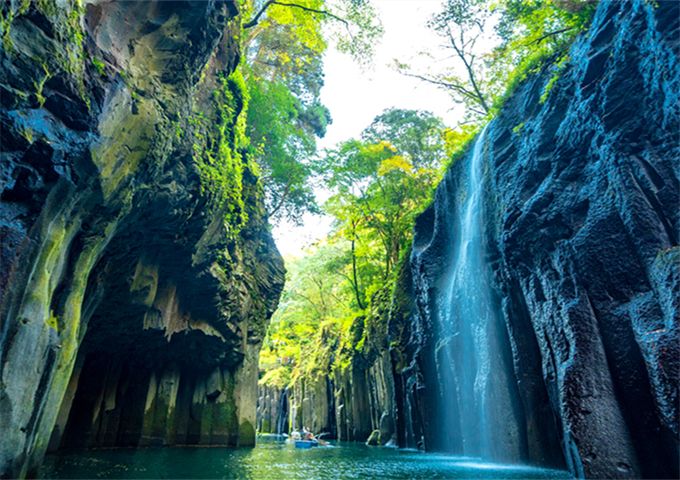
left=488, top=0, right=596, bottom=106
left=260, top=109, right=448, bottom=392
left=259, top=241, right=354, bottom=385
left=396, top=0, right=596, bottom=124
left=242, top=0, right=329, bottom=223
left=244, top=0, right=383, bottom=65
left=241, top=0, right=382, bottom=223
left=245, top=74, right=328, bottom=222
left=319, top=109, right=446, bottom=279
left=363, top=108, right=448, bottom=170
left=396, top=0, right=493, bottom=122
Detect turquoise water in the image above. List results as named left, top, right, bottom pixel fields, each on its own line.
left=41, top=437, right=571, bottom=479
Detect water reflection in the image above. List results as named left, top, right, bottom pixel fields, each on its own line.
left=41, top=439, right=571, bottom=479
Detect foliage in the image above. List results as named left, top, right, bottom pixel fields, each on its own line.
left=256, top=1, right=598, bottom=397
left=243, top=0, right=336, bottom=223
left=91, top=57, right=106, bottom=76
left=260, top=109, right=448, bottom=390
left=330, top=0, right=384, bottom=66
left=259, top=241, right=354, bottom=386
left=244, top=72, right=326, bottom=223
left=236, top=1, right=384, bottom=224
left=397, top=0, right=596, bottom=124
left=320, top=109, right=447, bottom=279
left=244, top=0, right=383, bottom=66
left=489, top=0, right=596, bottom=110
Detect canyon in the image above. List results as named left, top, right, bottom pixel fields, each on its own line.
left=0, top=0, right=677, bottom=479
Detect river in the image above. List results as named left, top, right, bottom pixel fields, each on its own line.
left=40, top=436, right=571, bottom=479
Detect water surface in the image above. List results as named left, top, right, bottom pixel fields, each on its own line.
left=41, top=437, right=571, bottom=479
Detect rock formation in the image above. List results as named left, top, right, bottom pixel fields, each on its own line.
left=1, top=0, right=677, bottom=478
left=0, top=1, right=284, bottom=477
left=396, top=0, right=679, bottom=478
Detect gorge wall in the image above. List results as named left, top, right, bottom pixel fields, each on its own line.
left=0, top=1, right=284, bottom=478
left=258, top=0, right=679, bottom=478
left=400, top=1, right=679, bottom=477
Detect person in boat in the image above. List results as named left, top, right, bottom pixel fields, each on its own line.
left=301, top=427, right=328, bottom=446
left=302, top=426, right=313, bottom=441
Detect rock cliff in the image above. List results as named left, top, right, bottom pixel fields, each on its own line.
left=397, top=0, right=679, bottom=478
left=0, top=1, right=284, bottom=477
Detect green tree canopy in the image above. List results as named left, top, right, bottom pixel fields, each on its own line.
left=260, top=108, right=449, bottom=392
left=241, top=0, right=383, bottom=223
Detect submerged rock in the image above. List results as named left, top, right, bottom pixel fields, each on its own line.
left=0, top=1, right=283, bottom=477
left=366, top=429, right=381, bottom=446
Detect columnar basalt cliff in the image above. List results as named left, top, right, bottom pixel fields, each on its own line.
left=396, top=0, right=679, bottom=478
left=0, top=1, right=284, bottom=477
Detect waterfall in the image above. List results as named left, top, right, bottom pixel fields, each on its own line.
left=276, top=388, right=289, bottom=436
left=437, top=126, right=521, bottom=460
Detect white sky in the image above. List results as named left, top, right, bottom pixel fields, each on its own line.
left=272, top=0, right=464, bottom=258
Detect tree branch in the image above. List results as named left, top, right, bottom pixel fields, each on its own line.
left=244, top=0, right=349, bottom=29
left=266, top=180, right=293, bottom=218
left=446, top=28, right=489, bottom=114
left=399, top=71, right=482, bottom=104
left=527, top=27, right=574, bottom=46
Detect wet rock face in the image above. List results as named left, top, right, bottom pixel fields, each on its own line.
left=0, top=1, right=284, bottom=477
left=396, top=0, right=679, bottom=478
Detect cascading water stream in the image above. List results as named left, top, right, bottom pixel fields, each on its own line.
left=437, top=126, right=521, bottom=461
left=276, top=388, right=289, bottom=435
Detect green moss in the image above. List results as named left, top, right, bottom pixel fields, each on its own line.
left=34, top=0, right=89, bottom=109
left=30, top=216, right=119, bottom=461
left=33, top=63, right=52, bottom=107
left=92, top=94, right=158, bottom=198
left=190, top=68, right=252, bottom=237
left=20, top=126, right=34, bottom=144
left=512, top=122, right=525, bottom=135
left=259, top=418, right=271, bottom=433
left=45, top=311, right=59, bottom=331
left=204, top=374, right=239, bottom=445
left=1, top=11, right=14, bottom=52
left=540, top=55, right=569, bottom=104
left=36, top=0, right=58, bottom=17
left=0, top=0, right=31, bottom=52
left=172, top=120, right=183, bottom=141
left=238, top=420, right=256, bottom=446
left=91, top=57, right=106, bottom=76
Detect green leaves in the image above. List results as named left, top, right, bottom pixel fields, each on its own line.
left=331, top=0, right=384, bottom=66
left=245, top=76, right=323, bottom=223
left=259, top=109, right=448, bottom=390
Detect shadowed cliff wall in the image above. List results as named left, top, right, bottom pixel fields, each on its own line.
left=0, top=1, right=284, bottom=477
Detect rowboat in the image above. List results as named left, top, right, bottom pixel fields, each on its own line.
left=294, top=440, right=318, bottom=449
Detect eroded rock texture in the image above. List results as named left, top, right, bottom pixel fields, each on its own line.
left=396, top=0, right=679, bottom=478
left=0, top=1, right=284, bottom=477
